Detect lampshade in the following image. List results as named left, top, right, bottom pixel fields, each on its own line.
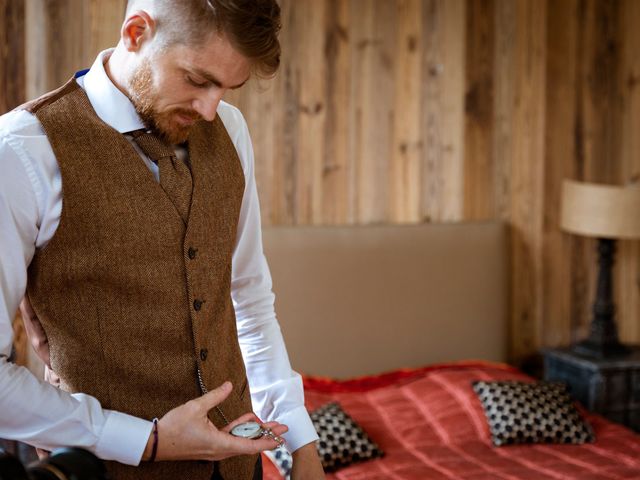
left=560, top=180, right=640, bottom=239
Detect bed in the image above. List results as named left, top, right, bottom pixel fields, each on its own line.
left=260, top=222, right=640, bottom=479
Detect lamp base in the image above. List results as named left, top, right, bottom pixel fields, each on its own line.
left=572, top=338, right=631, bottom=359
left=571, top=237, right=631, bottom=360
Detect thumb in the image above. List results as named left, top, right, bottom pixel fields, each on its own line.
left=195, top=381, right=233, bottom=411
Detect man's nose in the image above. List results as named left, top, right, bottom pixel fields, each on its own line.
left=192, top=89, right=225, bottom=122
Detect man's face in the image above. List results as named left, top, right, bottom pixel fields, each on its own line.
left=128, top=33, right=251, bottom=144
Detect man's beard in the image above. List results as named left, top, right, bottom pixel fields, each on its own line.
left=128, top=60, right=201, bottom=145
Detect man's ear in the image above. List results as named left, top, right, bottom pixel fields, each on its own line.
left=121, top=10, right=156, bottom=52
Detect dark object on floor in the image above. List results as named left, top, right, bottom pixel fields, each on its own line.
left=0, top=447, right=108, bottom=480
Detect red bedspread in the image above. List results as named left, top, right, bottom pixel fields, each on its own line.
left=263, top=361, right=640, bottom=480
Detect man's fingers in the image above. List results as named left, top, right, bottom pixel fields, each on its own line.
left=193, top=381, right=232, bottom=412
left=44, top=366, right=61, bottom=387
left=261, top=422, right=288, bottom=436
left=251, top=435, right=287, bottom=452
left=240, top=423, right=288, bottom=452
left=229, top=435, right=285, bottom=456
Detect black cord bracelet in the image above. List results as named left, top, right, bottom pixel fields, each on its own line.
left=149, top=417, right=159, bottom=462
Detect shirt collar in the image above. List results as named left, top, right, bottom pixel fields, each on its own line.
left=77, top=49, right=145, bottom=134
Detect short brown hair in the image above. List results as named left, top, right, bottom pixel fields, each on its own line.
left=127, top=0, right=281, bottom=77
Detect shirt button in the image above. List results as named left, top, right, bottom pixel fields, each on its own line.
left=193, top=299, right=203, bottom=311
left=188, top=247, right=197, bottom=260
left=200, top=348, right=208, bottom=361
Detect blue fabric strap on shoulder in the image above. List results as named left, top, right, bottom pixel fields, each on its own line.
left=74, top=68, right=90, bottom=79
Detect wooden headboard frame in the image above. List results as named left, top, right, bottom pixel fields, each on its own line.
left=262, top=221, right=509, bottom=378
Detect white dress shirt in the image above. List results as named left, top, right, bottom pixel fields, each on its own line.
left=0, top=50, right=317, bottom=465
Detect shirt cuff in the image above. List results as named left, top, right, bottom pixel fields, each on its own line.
left=277, top=405, right=319, bottom=453
left=95, top=411, right=153, bottom=466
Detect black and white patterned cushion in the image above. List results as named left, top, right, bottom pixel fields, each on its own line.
left=265, top=402, right=384, bottom=476
left=264, top=446, right=293, bottom=479
left=472, top=380, right=595, bottom=446
left=311, top=402, right=384, bottom=471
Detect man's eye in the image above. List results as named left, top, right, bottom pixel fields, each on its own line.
left=187, top=76, right=208, bottom=88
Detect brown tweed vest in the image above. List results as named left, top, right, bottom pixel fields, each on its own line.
left=23, top=78, right=257, bottom=480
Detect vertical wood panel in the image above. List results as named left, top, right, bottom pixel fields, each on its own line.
left=25, top=0, right=46, bottom=99
left=421, top=0, right=466, bottom=222
left=492, top=0, right=514, bottom=222
left=567, top=0, right=592, bottom=342
left=322, top=0, right=352, bottom=224
left=580, top=0, right=622, bottom=185
left=274, top=0, right=299, bottom=225
left=46, top=0, right=91, bottom=88
left=26, top=0, right=124, bottom=97
left=543, top=0, right=579, bottom=347
left=463, top=0, right=495, bottom=220
left=297, top=0, right=327, bottom=224
left=351, top=0, right=396, bottom=223
left=0, top=0, right=25, bottom=113
left=390, top=0, right=423, bottom=223
left=509, top=0, right=547, bottom=361
left=89, top=0, right=127, bottom=55
left=618, top=0, right=640, bottom=342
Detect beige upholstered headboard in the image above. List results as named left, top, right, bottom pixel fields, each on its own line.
left=262, top=222, right=509, bottom=378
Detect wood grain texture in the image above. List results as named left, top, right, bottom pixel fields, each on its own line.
left=508, top=0, right=547, bottom=360
left=353, top=0, right=397, bottom=224
left=322, top=0, right=353, bottom=224
left=0, top=0, right=25, bottom=113
left=391, top=0, right=423, bottom=223
left=617, top=0, right=640, bottom=342
left=463, top=0, right=495, bottom=220
left=89, top=0, right=127, bottom=56
left=543, top=0, right=579, bottom=347
left=421, top=0, right=466, bottom=223
left=7, top=0, right=640, bottom=364
left=25, top=0, right=124, bottom=97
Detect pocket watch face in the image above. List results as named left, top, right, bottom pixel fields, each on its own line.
left=230, top=421, right=262, bottom=439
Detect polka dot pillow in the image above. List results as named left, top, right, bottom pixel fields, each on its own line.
left=265, top=402, right=383, bottom=476
left=311, top=402, right=384, bottom=471
left=264, top=446, right=293, bottom=479
left=472, top=380, right=595, bottom=446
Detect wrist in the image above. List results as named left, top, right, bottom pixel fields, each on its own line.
left=292, top=442, right=317, bottom=457
left=291, top=442, right=325, bottom=478
left=142, top=432, right=154, bottom=461
left=292, top=442, right=322, bottom=465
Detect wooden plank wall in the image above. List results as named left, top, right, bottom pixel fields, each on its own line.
left=4, top=0, right=640, bottom=365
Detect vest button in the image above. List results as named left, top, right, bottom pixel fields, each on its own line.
left=188, top=247, right=197, bottom=259
left=193, top=299, right=203, bottom=311
left=200, top=348, right=208, bottom=361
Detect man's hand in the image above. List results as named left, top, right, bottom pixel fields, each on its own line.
left=19, top=295, right=51, bottom=367
left=291, top=442, right=325, bottom=479
left=142, top=381, right=288, bottom=462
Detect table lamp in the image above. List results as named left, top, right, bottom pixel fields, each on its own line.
left=560, top=179, right=640, bottom=358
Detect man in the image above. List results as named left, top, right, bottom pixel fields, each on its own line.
left=0, top=0, right=324, bottom=478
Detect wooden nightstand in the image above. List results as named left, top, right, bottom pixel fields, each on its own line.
left=543, top=347, right=640, bottom=432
